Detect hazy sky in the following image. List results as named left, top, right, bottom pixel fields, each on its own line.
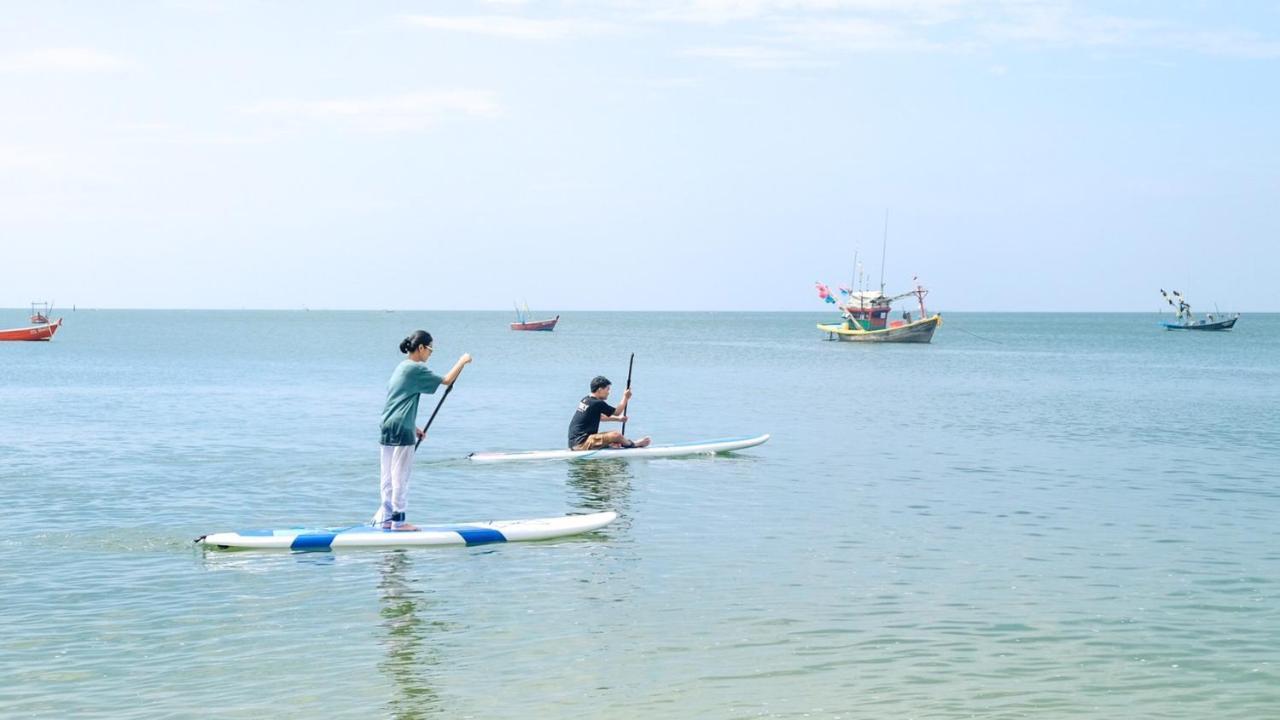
left=2, top=1, right=1277, bottom=312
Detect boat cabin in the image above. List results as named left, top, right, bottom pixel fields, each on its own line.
left=30, top=302, right=52, bottom=324
left=839, top=291, right=889, bottom=330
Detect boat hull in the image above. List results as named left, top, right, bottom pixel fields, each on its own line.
left=511, top=315, right=559, bottom=331
left=1163, top=316, right=1238, bottom=331
left=818, top=314, right=941, bottom=343
left=0, top=318, right=62, bottom=341
left=197, top=511, right=617, bottom=550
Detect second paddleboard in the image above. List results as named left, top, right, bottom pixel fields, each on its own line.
left=468, top=434, right=769, bottom=463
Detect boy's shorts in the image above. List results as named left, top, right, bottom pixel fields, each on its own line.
left=573, top=432, right=615, bottom=451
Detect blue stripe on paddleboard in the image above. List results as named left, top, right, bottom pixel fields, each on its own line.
left=290, top=533, right=337, bottom=551
left=456, top=528, right=507, bottom=546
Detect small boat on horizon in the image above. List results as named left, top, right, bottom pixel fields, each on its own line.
left=511, top=302, right=559, bottom=332
left=1159, top=289, right=1239, bottom=331
left=0, top=302, right=63, bottom=342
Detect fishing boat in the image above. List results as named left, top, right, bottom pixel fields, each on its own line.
left=816, top=282, right=942, bottom=343
left=0, top=302, right=63, bottom=341
left=815, top=214, right=942, bottom=343
left=511, top=302, right=559, bottom=332
left=1159, top=289, right=1239, bottom=331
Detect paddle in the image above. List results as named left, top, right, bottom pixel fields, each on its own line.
left=621, top=353, right=634, bottom=436
left=415, top=382, right=455, bottom=450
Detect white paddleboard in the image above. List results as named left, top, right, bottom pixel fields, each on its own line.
left=467, top=434, right=770, bottom=463
left=196, top=511, right=616, bottom=550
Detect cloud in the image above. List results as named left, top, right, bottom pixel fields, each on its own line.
left=683, top=45, right=829, bottom=69
left=401, top=14, right=617, bottom=40
left=0, top=48, right=135, bottom=73
left=655, top=1, right=1280, bottom=61
left=392, top=3, right=1277, bottom=61
left=651, top=0, right=986, bottom=25
left=779, top=17, right=956, bottom=53
left=242, top=91, right=502, bottom=133
left=1161, top=29, right=1280, bottom=60
left=978, top=6, right=1280, bottom=59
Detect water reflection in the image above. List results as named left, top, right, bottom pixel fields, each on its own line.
left=197, top=546, right=338, bottom=573
left=377, top=551, right=450, bottom=719
left=565, top=459, right=632, bottom=513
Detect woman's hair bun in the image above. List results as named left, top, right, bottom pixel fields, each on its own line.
left=400, top=330, right=433, bottom=354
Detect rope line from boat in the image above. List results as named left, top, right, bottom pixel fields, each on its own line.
left=953, top=326, right=1003, bottom=344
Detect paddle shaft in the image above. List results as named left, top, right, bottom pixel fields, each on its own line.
left=621, top=353, right=634, bottom=436
left=415, top=382, right=454, bottom=450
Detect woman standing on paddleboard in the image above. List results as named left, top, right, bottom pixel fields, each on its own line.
left=375, top=330, right=472, bottom=531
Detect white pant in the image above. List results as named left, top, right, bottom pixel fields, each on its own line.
left=373, top=444, right=416, bottom=528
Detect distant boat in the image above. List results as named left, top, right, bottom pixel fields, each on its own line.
left=816, top=282, right=942, bottom=343
left=511, top=302, right=559, bottom=332
left=1, top=302, right=63, bottom=341
left=511, top=316, right=559, bottom=331
left=1159, top=289, right=1239, bottom=331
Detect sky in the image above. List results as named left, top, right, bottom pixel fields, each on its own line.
left=1, top=1, right=1278, bottom=312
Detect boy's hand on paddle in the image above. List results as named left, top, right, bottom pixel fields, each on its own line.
left=416, top=428, right=427, bottom=441
left=623, top=388, right=633, bottom=400
left=460, top=353, right=473, bottom=365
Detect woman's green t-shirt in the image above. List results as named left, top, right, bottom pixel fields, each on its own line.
left=380, top=360, right=443, bottom=446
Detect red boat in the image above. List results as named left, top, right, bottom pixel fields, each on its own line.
left=511, top=302, right=559, bottom=331
left=0, top=317, right=62, bottom=341
left=510, top=315, right=559, bottom=332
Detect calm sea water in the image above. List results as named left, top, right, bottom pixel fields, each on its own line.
left=2, top=310, right=1278, bottom=719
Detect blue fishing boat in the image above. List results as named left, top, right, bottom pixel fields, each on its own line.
left=1159, top=289, right=1239, bottom=331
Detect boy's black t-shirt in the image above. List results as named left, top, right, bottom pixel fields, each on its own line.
left=567, top=396, right=616, bottom=448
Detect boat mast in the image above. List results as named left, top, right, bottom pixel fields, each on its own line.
left=850, top=249, right=858, bottom=322
left=850, top=249, right=857, bottom=300
left=879, top=209, right=888, bottom=298
left=914, top=277, right=927, bottom=318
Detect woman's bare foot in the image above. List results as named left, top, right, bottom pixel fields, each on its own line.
left=635, top=436, right=652, bottom=448
left=393, top=523, right=419, bottom=532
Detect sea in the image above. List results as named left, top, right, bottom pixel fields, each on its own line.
left=1, top=310, right=1277, bottom=719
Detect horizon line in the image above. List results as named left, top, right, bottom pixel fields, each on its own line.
left=2, top=307, right=1270, bottom=314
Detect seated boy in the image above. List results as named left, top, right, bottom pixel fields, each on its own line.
left=567, top=375, right=651, bottom=450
